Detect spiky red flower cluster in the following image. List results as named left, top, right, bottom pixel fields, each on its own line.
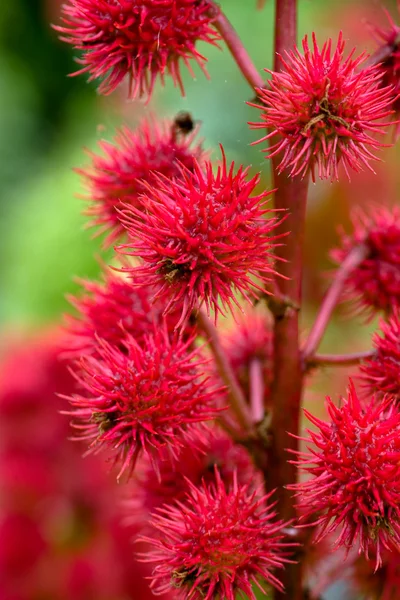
left=79, top=117, right=205, bottom=246
left=249, top=32, right=394, bottom=181
left=118, top=150, right=284, bottom=328
left=67, top=329, right=221, bottom=478
left=371, top=2, right=400, bottom=138
left=130, top=426, right=260, bottom=524
left=360, top=310, right=400, bottom=401
left=65, top=270, right=196, bottom=357
left=141, top=469, right=293, bottom=599
left=331, top=206, right=400, bottom=316
left=54, top=0, right=220, bottom=99
left=294, top=381, right=400, bottom=568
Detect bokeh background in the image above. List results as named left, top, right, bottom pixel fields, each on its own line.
left=1, top=1, right=400, bottom=599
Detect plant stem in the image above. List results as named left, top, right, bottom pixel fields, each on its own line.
left=196, top=309, right=254, bottom=435
left=268, top=173, right=308, bottom=600
left=363, top=33, right=400, bottom=69
left=249, top=359, right=264, bottom=423
left=274, top=0, right=297, bottom=70
left=211, top=6, right=265, bottom=91
left=267, top=3, right=307, bottom=600
left=302, top=244, right=368, bottom=360
left=306, top=350, right=375, bottom=369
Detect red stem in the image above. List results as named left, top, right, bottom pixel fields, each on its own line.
left=306, top=350, right=375, bottom=369
left=363, top=33, right=400, bottom=69
left=274, top=0, right=297, bottom=71
left=211, top=6, right=265, bottom=91
left=302, top=244, right=368, bottom=360
left=267, top=3, right=307, bottom=599
left=196, top=309, right=254, bottom=435
left=249, top=359, right=264, bottom=423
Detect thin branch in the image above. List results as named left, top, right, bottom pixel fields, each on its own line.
left=249, top=359, right=264, bottom=423
left=211, top=5, right=265, bottom=91
left=302, top=244, right=368, bottom=360
left=196, top=309, right=254, bottom=435
left=306, top=350, right=375, bottom=370
left=363, top=33, right=400, bottom=69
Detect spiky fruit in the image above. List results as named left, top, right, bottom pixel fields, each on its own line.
left=54, top=0, right=220, bottom=99
left=118, top=148, right=285, bottom=329
left=78, top=117, right=205, bottom=246
left=65, top=270, right=197, bottom=358
left=66, top=329, right=221, bottom=478
left=331, top=206, right=400, bottom=317
left=129, top=426, right=261, bottom=525
left=293, top=381, right=400, bottom=568
left=249, top=32, right=394, bottom=181
left=141, top=469, right=294, bottom=599
left=360, top=310, right=400, bottom=401
left=371, top=1, right=400, bottom=138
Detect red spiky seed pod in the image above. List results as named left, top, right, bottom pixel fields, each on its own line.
left=140, top=468, right=294, bottom=599
left=293, top=381, right=400, bottom=569
left=54, top=0, right=220, bottom=99
left=66, top=329, right=222, bottom=479
left=65, top=270, right=197, bottom=358
left=117, top=148, right=285, bottom=329
left=78, top=117, right=205, bottom=247
left=371, top=1, right=400, bottom=139
left=129, top=426, right=261, bottom=525
left=249, top=32, right=394, bottom=181
left=331, top=206, right=400, bottom=317
left=360, top=310, right=400, bottom=401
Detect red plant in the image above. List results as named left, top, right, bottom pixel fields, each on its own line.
left=249, top=33, right=394, bottom=181
left=117, top=150, right=284, bottom=328
left=331, top=206, right=400, bottom=316
left=371, top=0, right=400, bottom=137
left=129, top=425, right=261, bottom=525
left=141, top=469, right=294, bottom=599
left=294, top=381, right=400, bottom=568
left=66, top=329, right=222, bottom=478
left=53, top=0, right=220, bottom=99
left=52, top=0, right=400, bottom=598
left=65, top=270, right=196, bottom=357
left=78, top=116, right=205, bottom=246
left=360, top=310, right=400, bottom=400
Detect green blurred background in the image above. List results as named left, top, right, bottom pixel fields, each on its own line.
left=0, top=0, right=398, bottom=349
